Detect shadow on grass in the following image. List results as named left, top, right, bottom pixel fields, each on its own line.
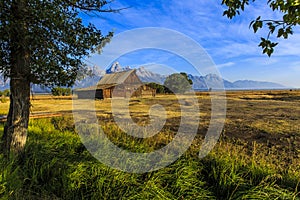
left=0, top=119, right=299, bottom=199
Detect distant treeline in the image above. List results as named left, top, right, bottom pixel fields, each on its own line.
left=51, top=87, right=72, bottom=96
left=146, top=72, right=193, bottom=94
left=145, top=82, right=168, bottom=94
left=0, top=89, right=10, bottom=97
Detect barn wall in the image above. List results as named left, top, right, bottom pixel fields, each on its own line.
left=77, top=71, right=156, bottom=99
left=95, top=89, right=104, bottom=99
left=77, top=90, right=101, bottom=99
left=103, top=88, right=112, bottom=98
left=111, top=88, right=126, bottom=97
left=124, top=73, right=143, bottom=85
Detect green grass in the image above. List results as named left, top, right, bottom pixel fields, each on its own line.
left=0, top=118, right=299, bottom=200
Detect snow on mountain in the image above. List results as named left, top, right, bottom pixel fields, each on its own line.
left=0, top=62, right=287, bottom=91
left=188, top=74, right=234, bottom=89
left=75, top=63, right=287, bottom=90
left=135, top=66, right=166, bottom=84
left=106, top=62, right=131, bottom=74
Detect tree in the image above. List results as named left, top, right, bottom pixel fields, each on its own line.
left=51, top=87, right=72, bottom=96
left=164, top=72, right=193, bottom=94
left=146, top=82, right=166, bottom=94
left=0, top=0, right=117, bottom=156
left=222, top=0, right=300, bottom=56
left=0, top=89, right=10, bottom=97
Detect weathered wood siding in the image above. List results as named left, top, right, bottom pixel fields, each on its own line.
left=77, top=70, right=156, bottom=99
left=77, top=89, right=103, bottom=99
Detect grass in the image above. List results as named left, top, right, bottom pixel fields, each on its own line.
left=0, top=90, right=300, bottom=199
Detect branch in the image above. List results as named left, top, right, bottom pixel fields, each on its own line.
left=64, top=0, right=127, bottom=13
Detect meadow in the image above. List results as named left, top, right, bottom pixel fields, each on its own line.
left=0, top=90, right=299, bottom=199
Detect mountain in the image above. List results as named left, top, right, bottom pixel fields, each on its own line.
left=232, top=80, right=286, bottom=89
left=0, top=79, right=9, bottom=90
left=188, top=74, right=235, bottom=89
left=0, top=62, right=287, bottom=92
left=0, top=79, right=51, bottom=93
left=188, top=74, right=286, bottom=89
left=136, top=66, right=166, bottom=84
left=74, top=65, right=105, bottom=88
left=135, top=68, right=285, bottom=90
left=106, top=62, right=122, bottom=73
left=106, top=62, right=130, bottom=74
left=75, top=64, right=286, bottom=90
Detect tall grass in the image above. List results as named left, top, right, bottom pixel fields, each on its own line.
left=0, top=118, right=299, bottom=199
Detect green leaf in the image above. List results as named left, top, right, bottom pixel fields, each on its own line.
left=267, top=48, right=273, bottom=57
left=277, top=28, right=284, bottom=38
left=271, top=42, right=278, bottom=47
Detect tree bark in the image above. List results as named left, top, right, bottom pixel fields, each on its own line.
left=2, top=0, right=31, bottom=157
left=3, top=78, right=31, bottom=156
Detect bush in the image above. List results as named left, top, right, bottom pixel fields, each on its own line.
left=0, top=98, right=7, bottom=103
left=51, top=87, right=72, bottom=96
left=51, top=116, right=75, bottom=132
left=0, top=89, right=9, bottom=103
left=145, top=82, right=166, bottom=94
left=0, top=89, right=10, bottom=97
left=164, top=72, right=193, bottom=94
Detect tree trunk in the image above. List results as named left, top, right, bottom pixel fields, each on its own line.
left=3, top=79, right=31, bottom=156
left=2, top=0, right=31, bottom=157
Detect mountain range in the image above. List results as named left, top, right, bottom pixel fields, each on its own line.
left=83, top=63, right=286, bottom=90
left=127, top=63, right=285, bottom=90
left=0, top=62, right=287, bottom=92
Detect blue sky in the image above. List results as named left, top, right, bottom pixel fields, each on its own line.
left=83, top=0, right=300, bottom=88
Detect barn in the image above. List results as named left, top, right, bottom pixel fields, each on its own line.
left=76, top=69, right=156, bottom=99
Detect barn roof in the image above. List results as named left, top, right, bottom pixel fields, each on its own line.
left=75, top=69, right=137, bottom=91
left=98, top=69, right=136, bottom=85
left=75, top=84, right=117, bottom=91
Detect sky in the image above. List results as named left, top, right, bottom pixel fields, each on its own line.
left=82, top=0, right=300, bottom=88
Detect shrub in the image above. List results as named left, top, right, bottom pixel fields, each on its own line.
left=164, top=72, right=193, bottom=94
left=51, top=87, right=71, bottom=96
left=0, top=89, right=10, bottom=97
left=145, top=82, right=166, bottom=94
left=51, top=116, right=75, bottom=132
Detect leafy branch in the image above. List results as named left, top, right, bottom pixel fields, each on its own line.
left=222, top=0, right=300, bottom=56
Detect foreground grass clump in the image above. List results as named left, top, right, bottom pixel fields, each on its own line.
left=0, top=118, right=299, bottom=199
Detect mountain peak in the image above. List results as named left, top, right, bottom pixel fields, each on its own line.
left=136, top=66, right=166, bottom=84
left=106, top=62, right=131, bottom=74
left=205, top=73, right=222, bottom=79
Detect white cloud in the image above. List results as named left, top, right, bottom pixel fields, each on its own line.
left=273, top=33, right=300, bottom=56
left=82, top=0, right=300, bottom=87
left=241, top=56, right=279, bottom=66
left=216, top=62, right=235, bottom=69
left=287, top=61, right=300, bottom=72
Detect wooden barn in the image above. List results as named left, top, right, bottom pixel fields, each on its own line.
left=76, top=69, right=156, bottom=99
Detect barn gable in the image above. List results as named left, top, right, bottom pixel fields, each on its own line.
left=98, top=69, right=140, bottom=85
left=76, top=69, right=155, bottom=99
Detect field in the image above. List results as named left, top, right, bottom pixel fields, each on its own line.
left=0, top=90, right=299, bottom=199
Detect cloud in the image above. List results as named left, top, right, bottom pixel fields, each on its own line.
left=241, top=56, right=279, bottom=66
left=216, top=62, right=235, bottom=69
left=87, top=27, right=218, bottom=75
left=81, top=0, right=300, bottom=87
left=273, top=33, right=300, bottom=57
left=287, top=61, right=300, bottom=72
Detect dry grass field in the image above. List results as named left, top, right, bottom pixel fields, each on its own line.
left=0, top=90, right=299, bottom=159
left=1, top=89, right=299, bottom=156
left=0, top=89, right=299, bottom=199
left=1, top=90, right=298, bottom=167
